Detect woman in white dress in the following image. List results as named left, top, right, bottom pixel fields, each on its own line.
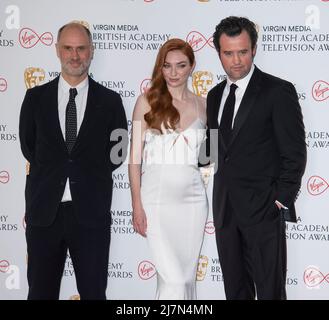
left=129, top=39, right=208, bottom=300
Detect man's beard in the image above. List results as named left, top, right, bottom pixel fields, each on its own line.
left=62, top=59, right=91, bottom=77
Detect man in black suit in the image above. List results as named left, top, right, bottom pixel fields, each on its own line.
left=19, top=22, right=128, bottom=300
left=207, top=16, right=306, bottom=299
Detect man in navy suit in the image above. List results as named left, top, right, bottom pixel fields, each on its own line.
left=207, top=16, right=306, bottom=299
left=19, top=22, right=128, bottom=300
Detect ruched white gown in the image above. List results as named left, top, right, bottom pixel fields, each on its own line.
left=141, top=113, right=208, bottom=300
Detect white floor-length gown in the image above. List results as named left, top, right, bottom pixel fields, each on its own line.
left=141, top=100, right=208, bottom=300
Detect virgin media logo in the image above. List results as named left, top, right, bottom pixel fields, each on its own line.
left=140, top=78, right=151, bottom=94
left=186, top=31, right=214, bottom=52
left=0, top=78, right=8, bottom=92
left=0, top=260, right=10, bottom=273
left=19, top=27, right=53, bottom=49
left=0, top=171, right=10, bottom=184
left=205, top=221, right=215, bottom=234
left=312, top=80, right=329, bottom=101
left=138, top=260, right=156, bottom=280
left=307, top=175, right=328, bottom=196
left=304, top=266, right=329, bottom=288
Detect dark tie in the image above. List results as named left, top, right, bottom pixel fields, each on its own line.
left=65, top=88, right=78, bottom=153
left=219, top=83, right=238, bottom=145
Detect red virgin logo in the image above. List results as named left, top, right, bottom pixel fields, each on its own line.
left=186, top=31, right=214, bottom=52
left=0, top=171, right=10, bottom=184
left=304, top=266, right=329, bottom=288
left=0, top=78, right=8, bottom=92
left=0, top=260, right=10, bottom=273
left=312, top=80, right=329, bottom=101
left=205, top=221, right=215, bottom=234
left=307, top=175, right=328, bottom=196
left=138, top=260, right=156, bottom=280
left=19, top=27, right=53, bottom=49
left=140, top=78, right=151, bottom=94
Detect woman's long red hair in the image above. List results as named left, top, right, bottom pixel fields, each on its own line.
left=145, top=38, right=195, bottom=131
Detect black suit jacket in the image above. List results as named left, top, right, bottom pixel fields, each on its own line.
left=206, top=66, right=306, bottom=228
left=19, top=76, right=128, bottom=228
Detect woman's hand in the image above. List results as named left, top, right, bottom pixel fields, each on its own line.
left=133, top=204, right=147, bottom=237
left=200, top=162, right=215, bottom=188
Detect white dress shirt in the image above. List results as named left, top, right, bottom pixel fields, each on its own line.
left=58, top=75, right=89, bottom=202
left=217, top=64, right=255, bottom=128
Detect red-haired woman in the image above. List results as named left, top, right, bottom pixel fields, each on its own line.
left=129, top=38, right=208, bottom=300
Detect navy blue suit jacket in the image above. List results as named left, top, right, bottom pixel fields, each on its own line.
left=19, top=76, right=128, bottom=227
left=206, top=66, right=306, bottom=228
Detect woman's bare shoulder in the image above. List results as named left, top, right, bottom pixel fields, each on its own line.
left=134, top=93, right=151, bottom=115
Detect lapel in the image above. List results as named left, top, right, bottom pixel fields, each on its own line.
left=207, top=81, right=227, bottom=153
left=210, top=81, right=226, bottom=129
left=44, top=77, right=68, bottom=153
left=228, top=66, right=262, bottom=149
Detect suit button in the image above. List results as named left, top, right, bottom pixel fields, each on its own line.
left=224, top=156, right=229, bottom=162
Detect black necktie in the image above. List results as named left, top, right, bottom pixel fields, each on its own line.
left=219, top=83, right=238, bottom=145
left=65, top=88, right=78, bottom=153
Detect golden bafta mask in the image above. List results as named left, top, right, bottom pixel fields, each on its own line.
left=196, top=255, right=208, bottom=281
left=24, top=67, right=45, bottom=89
left=71, top=20, right=90, bottom=30
left=69, top=294, right=81, bottom=300
left=192, top=71, right=213, bottom=97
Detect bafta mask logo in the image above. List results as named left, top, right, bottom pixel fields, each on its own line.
left=69, top=294, right=81, bottom=300
left=196, top=255, right=208, bottom=281
left=192, top=71, right=213, bottom=97
left=24, top=67, right=45, bottom=89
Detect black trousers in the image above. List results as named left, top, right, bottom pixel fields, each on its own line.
left=215, top=199, right=287, bottom=300
left=26, top=202, right=111, bottom=300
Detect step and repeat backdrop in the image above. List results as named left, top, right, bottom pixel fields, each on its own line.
left=0, top=0, right=328, bottom=300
